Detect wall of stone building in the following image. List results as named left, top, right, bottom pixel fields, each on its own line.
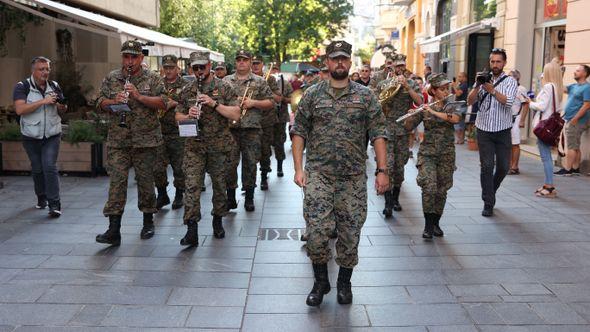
left=66, top=0, right=160, bottom=27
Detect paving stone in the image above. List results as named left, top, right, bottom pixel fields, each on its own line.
left=168, top=287, right=247, bottom=306
left=448, top=284, right=509, bottom=297
left=0, top=303, right=81, bottom=325
left=241, top=313, right=320, bottom=332
left=67, top=304, right=111, bottom=326
left=491, top=303, right=544, bottom=324
left=530, top=303, right=588, bottom=324
left=101, top=305, right=191, bottom=327
left=39, top=255, right=118, bottom=270
left=366, top=303, right=471, bottom=326
left=185, top=306, right=243, bottom=328
left=406, top=285, right=456, bottom=303
left=502, top=283, right=553, bottom=295
left=463, top=303, right=505, bottom=324
left=37, top=285, right=171, bottom=305
left=0, top=284, right=49, bottom=303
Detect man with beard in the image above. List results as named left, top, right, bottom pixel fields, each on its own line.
left=175, top=51, right=240, bottom=246
left=224, top=50, right=275, bottom=212
left=154, top=54, right=188, bottom=210
left=376, top=54, right=423, bottom=217
left=291, top=40, right=389, bottom=306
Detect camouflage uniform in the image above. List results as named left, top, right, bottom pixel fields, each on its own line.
left=223, top=72, right=274, bottom=190
left=290, top=80, right=388, bottom=268
left=176, top=76, right=237, bottom=223
left=273, top=74, right=294, bottom=162
left=259, top=74, right=279, bottom=173
left=98, top=68, right=167, bottom=216
left=154, top=75, right=188, bottom=190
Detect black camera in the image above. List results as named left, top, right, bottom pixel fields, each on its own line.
left=476, top=70, right=492, bottom=85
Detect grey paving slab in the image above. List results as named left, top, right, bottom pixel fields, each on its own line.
left=366, top=303, right=472, bottom=326
left=185, top=306, right=244, bottom=329
left=167, top=287, right=247, bottom=306
left=101, top=305, right=191, bottom=327
left=0, top=284, right=49, bottom=303
left=67, top=304, right=112, bottom=326
left=0, top=303, right=81, bottom=325
left=37, top=285, right=172, bottom=305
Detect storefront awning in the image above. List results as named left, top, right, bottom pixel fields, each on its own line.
left=418, top=18, right=499, bottom=54
left=4, top=0, right=224, bottom=62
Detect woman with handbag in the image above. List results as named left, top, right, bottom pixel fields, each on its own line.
left=529, top=60, right=564, bottom=197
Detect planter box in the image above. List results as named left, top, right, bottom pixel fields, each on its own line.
left=0, top=141, right=105, bottom=176
left=467, top=139, right=478, bottom=151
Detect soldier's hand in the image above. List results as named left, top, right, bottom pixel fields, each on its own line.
left=115, top=92, right=128, bottom=104
left=240, top=97, right=255, bottom=109
left=294, top=170, right=306, bottom=188
left=198, top=94, right=215, bottom=107
left=375, top=173, right=389, bottom=195
left=188, top=106, right=202, bottom=119
left=125, top=83, right=140, bottom=100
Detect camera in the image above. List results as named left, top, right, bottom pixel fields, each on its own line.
left=476, top=70, right=492, bottom=85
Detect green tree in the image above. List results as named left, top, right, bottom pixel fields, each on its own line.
left=354, top=41, right=376, bottom=65
left=473, top=0, right=497, bottom=21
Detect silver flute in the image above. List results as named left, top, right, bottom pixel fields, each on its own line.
left=396, top=95, right=459, bottom=123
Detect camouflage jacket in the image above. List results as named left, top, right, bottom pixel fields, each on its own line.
left=376, top=77, right=422, bottom=136
left=290, top=80, right=388, bottom=176
left=275, top=74, right=294, bottom=123
left=223, top=72, right=274, bottom=129
left=405, top=99, right=461, bottom=157
left=176, top=76, right=238, bottom=153
left=159, top=76, right=188, bottom=136
left=355, top=78, right=378, bottom=95
left=372, top=69, right=392, bottom=85
left=97, top=68, right=166, bottom=148
left=260, top=74, right=279, bottom=127
left=302, top=76, right=321, bottom=92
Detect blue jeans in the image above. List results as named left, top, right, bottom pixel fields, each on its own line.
left=22, top=134, right=61, bottom=203
left=537, top=140, right=553, bottom=185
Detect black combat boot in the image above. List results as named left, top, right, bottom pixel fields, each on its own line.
left=171, top=188, right=184, bottom=210
left=260, top=172, right=269, bottom=191
left=422, top=213, right=434, bottom=239
left=226, top=188, right=238, bottom=210
left=337, top=267, right=353, bottom=304
left=35, top=195, right=47, bottom=209
left=277, top=160, right=284, bottom=177
left=306, top=263, right=331, bottom=307
left=156, top=187, right=170, bottom=209
left=140, top=213, right=155, bottom=239
left=382, top=190, right=393, bottom=217
left=180, top=219, right=198, bottom=246
left=96, top=215, right=122, bottom=246
left=433, top=213, right=444, bottom=237
left=300, top=232, right=309, bottom=241
left=392, top=187, right=402, bottom=211
left=48, top=199, right=62, bottom=218
left=212, top=215, right=225, bottom=239
left=244, top=188, right=255, bottom=212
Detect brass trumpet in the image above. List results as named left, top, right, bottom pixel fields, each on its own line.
left=240, top=81, right=254, bottom=119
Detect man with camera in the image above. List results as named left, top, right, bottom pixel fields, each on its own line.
left=467, top=48, right=518, bottom=217
left=13, top=56, right=67, bottom=218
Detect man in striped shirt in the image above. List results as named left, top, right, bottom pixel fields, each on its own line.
left=467, top=48, right=518, bottom=217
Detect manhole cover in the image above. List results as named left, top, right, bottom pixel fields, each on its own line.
left=258, top=228, right=304, bottom=240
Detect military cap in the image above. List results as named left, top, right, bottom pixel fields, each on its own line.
left=429, top=73, right=451, bottom=87
left=251, top=54, right=264, bottom=63
left=392, top=54, right=407, bottom=66
left=121, top=40, right=143, bottom=55
left=162, top=54, right=178, bottom=67
left=189, top=51, right=210, bottom=66
left=215, top=63, right=226, bottom=70
left=235, top=49, right=252, bottom=59
left=326, top=40, right=352, bottom=58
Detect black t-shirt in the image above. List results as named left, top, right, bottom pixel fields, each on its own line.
left=456, top=82, right=469, bottom=102
left=355, top=78, right=371, bottom=87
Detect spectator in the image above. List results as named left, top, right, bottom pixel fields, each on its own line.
left=528, top=60, right=562, bottom=197
left=453, top=72, right=469, bottom=144
left=13, top=56, right=66, bottom=217
left=291, top=73, right=303, bottom=91
left=424, top=65, right=432, bottom=82
left=554, top=64, right=590, bottom=176
left=508, top=69, right=530, bottom=174
left=350, top=71, right=360, bottom=81
left=355, top=64, right=377, bottom=93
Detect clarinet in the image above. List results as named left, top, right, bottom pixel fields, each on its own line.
left=195, top=74, right=203, bottom=136
left=119, top=65, right=132, bottom=128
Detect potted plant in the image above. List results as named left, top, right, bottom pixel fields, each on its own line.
left=60, top=120, right=105, bottom=176
left=466, top=126, right=478, bottom=151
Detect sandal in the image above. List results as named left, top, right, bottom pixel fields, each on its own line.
left=536, top=186, right=557, bottom=198
left=534, top=186, right=545, bottom=194
left=508, top=168, right=520, bottom=175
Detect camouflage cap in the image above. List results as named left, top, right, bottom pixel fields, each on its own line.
left=392, top=54, right=407, bottom=66
left=162, top=54, right=178, bottom=67
left=121, top=40, right=143, bottom=55
left=251, top=54, right=264, bottom=63
left=429, top=73, right=451, bottom=87
left=235, top=49, right=252, bottom=59
left=326, top=40, right=352, bottom=58
left=215, top=63, right=226, bottom=70
left=189, top=51, right=210, bottom=66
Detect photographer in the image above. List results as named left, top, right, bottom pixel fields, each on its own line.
left=13, top=56, right=66, bottom=218
left=467, top=48, right=518, bottom=217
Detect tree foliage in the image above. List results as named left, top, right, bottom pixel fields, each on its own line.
left=473, top=0, right=497, bottom=21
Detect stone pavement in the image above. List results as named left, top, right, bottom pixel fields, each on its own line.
left=1, top=143, right=590, bottom=331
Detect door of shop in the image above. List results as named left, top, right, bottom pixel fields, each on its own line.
left=467, top=32, right=494, bottom=87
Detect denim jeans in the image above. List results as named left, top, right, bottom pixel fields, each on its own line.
left=537, top=140, right=554, bottom=185
left=22, top=134, right=61, bottom=203
left=477, top=128, right=512, bottom=207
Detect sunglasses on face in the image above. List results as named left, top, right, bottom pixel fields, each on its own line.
left=236, top=58, right=250, bottom=63
left=123, top=54, right=139, bottom=59
left=192, top=65, right=207, bottom=71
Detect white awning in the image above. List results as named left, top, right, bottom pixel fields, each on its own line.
left=5, top=0, right=224, bottom=62
left=418, top=18, right=499, bottom=54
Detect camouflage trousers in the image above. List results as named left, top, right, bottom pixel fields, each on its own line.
left=260, top=125, right=274, bottom=172
left=103, top=146, right=157, bottom=216
left=388, top=134, right=409, bottom=187
left=226, top=128, right=262, bottom=189
left=153, top=135, right=185, bottom=189
left=183, top=145, right=227, bottom=224
left=416, top=153, right=456, bottom=214
left=272, top=122, right=288, bottom=161
left=304, top=171, right=367, bottom=268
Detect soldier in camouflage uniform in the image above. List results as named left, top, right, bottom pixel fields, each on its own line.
left=372, top=55, right=395, bottom=85
left=270, top=65, right=293, bottom=177
left=252, top=54, right=281, bottom=190
left=291, top=41, right=389, bottom=307
left=154, top=54, right=187, bottom=210
left=376, top=54, right=423, bottom=218
left=95, top=40, right=167, bottom=246
left=404, top=73, right=462, bottom=239
left=175, top=51, right=240, bottom=246
left=223, top=50, right=275, bottom=212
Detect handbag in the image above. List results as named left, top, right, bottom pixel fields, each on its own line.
left=533, top=84, right=564, bottom=146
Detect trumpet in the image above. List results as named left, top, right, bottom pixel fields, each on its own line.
left=119, top=65, right=132, bottom=128
left=239, top=81, right=254, bottom=119
left=395, top=95, right=461, bottom=123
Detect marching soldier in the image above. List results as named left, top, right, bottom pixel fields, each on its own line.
left=224, top=50, right=275, bottom=212
left=404, top=73, right=462, bottom=239
left=291, top=40, right=389, bottom=307
left=376, top=53, right=423, bottom=217
left=252, top=54, right=282, bottom=190
left=175, top=51, right=240, bottom=246
left=154, top=54, right=188, bottom=210
left=96, top=40, right=167, bottom=245
left=373, top=55, right=395, bottom=85
left=271, top=66, right=293, bottom=177
left=214, top=63, right=227, bottom=79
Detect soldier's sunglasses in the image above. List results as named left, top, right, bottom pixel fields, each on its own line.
left=192, top=65, right=207, bottom=71
left=123, top=54, right=139, bottom=59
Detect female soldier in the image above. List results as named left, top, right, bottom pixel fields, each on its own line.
left=404, top=73, right=462, bottom=239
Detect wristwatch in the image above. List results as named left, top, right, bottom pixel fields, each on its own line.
left=375, top=168, right=387, bottom=176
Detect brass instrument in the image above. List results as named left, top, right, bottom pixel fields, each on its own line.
left=396, top=95, right=463, bottom=123
left=290, top=89, right=304, bottom=114
left=119, top=65, right=132, bottom=128
left=378, top=72, right=403, bottom=105
left=239, top=81, right=254, bottom=119
left=264, top=62, right=273, bottom=81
